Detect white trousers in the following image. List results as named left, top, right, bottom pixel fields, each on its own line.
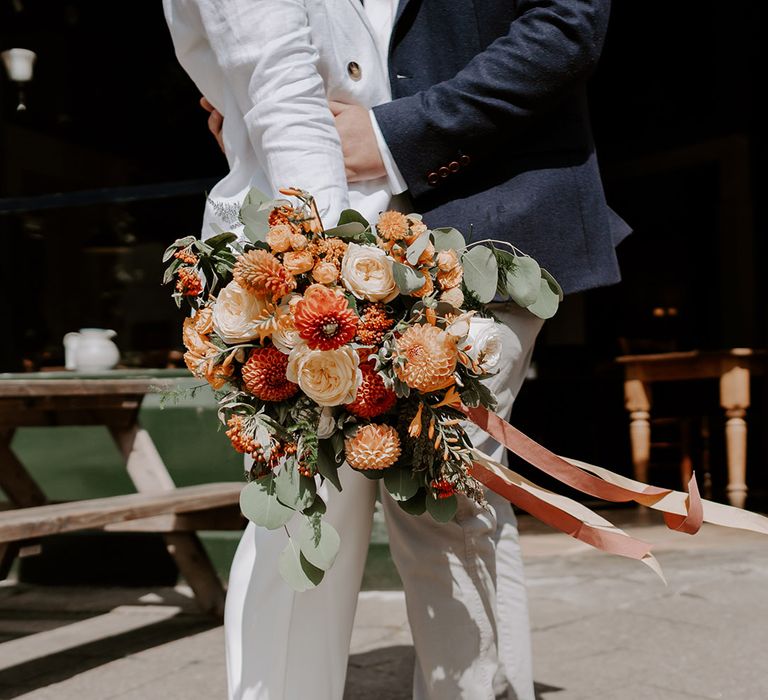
left=225, top=305, right=543, bottom=700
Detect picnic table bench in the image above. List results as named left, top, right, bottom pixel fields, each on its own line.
left=0, top=371, right=245, bottom=617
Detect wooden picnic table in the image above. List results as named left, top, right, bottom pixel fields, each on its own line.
left=0, top=370, right=244, bottom=616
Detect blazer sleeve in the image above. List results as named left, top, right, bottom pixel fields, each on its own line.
left=372, top=0, right=611, bottom=199
left=168, top=0, right=350, bottom=224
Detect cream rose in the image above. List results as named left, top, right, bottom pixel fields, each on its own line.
left=467, top=317, right=503, bottom=372
left=212, top=280, right=270, bottom=344
left=286, top=343, right=362, bottom=406
left=340, top=243, right=398, bottom=302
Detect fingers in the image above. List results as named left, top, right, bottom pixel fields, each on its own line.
left=208, top=109, right=223, bottom=137
left=200, top=95, right=215, bottom=113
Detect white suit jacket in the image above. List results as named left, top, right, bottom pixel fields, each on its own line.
left=163, top=0, right=393, bottom=238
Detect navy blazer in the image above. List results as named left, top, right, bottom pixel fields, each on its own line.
left=373, top=0, right=631, bottom=294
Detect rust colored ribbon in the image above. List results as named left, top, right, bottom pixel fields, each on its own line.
left=470, top=460, right=653, bottom=561
left=462, top=404, right=704, bottom=535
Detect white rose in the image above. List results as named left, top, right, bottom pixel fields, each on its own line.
left=286, top=343, right=362, bottom=406
left=212, top=280, right=269, bottom=345
left=467, top=317, right=503, bottom=372
left=340, top=242, right=399, bottom=303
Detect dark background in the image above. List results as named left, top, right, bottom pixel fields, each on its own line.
left=1, top=1, right=765, bottom=503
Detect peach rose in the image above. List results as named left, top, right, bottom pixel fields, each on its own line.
left=440, top=286, right=465, bottom=309
left=266, top=225, right=293, bottom=253
left=290, top=233, right=308, bottom=250
left=283, top=250, right=315, bottom=275
left=286, top=343, right=362, bottom=406
left=313, top=261, right=339, bottom=285
left=340, top=243, right=398, bottom=302
left=437, top=249, right=460, bottom=272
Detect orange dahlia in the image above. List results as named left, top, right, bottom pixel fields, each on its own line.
left=233, top=249, right=296, bottom=301
left=345, top=424, right=401, bottom=470
left=293, top=284, right=358, bottom=350
left=356, top=303, right=395, bottom=346
left=376, top=211, right=410, bottom=241
left=346, top=362, right=397, bottom=419
left=241, top=346, right=299, bottom=402
left=395, top=324, right=458, bottom=392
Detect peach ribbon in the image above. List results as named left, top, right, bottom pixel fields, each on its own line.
left=463, top=405, right=768, bottom=569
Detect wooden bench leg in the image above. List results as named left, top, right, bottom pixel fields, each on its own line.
left=0, top=429, right=48, bottom=578
left=165, top=533, right=226, bottom=617
left=109, top=424, right=227, bottom=617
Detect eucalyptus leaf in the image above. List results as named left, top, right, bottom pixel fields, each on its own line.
left=239, top=475, right=295, bottom=530
left=432, top=227, right=466, bottom=252
left=241, top=207, right=271, bottom=243
left=541, top=268, right=564, bottom=301
left=426, top=493, right=458, bottom=522
left=317, top=439, right=342, bottom=491
left=162, top=259, right=183, bottom=285
left=406, top=231, right=432, bottom=266
left=506, top=256, right=541, bottom=307
left=275, top=462, right=316, bottom=510
left=296, top=517, right=341, bottom=571
left=393, top=261, right=426, bottom=294
left=302, top=496, right=327, bottom=517
left=398, top=489, right=427, bottom=516
left=461, top=246, right=499, bottom=303
left=278, top=538, right=324, bottom=591
left=383, top=467, right=420, bottom=501
left=526, top=277, right=560, bottom=320
left=206, top=231, right=238, bottom=251
left=323, top=222, right=366, bottom=239
left=337, top=209, right=370, bottom=229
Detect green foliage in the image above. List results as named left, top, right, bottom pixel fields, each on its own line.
left=274, top=459, right=316, bottom=510
left=296, top=516, right=340, bottom=571
left=406, top=231, right=431, bottom=265
left=317, top=438, right=343, bottom=491
left=240, top=475, right=294, bottom=530
left=337, top=209, right=370, bottom=229
left=278, top=538, right=325, bottom=591
left=461, top=246, right=499, bottom=303
left=393, top=261, right=426, bottom=294
left=432, top=227, right=466, bottom=252
left=398, top=489, right=427, bottom=515
left=383, top=466, right=421, bottom=501
left=426, top=493, right=458, bottom=522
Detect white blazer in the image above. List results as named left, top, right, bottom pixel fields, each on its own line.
left=163, top=0, right=393, bottom=238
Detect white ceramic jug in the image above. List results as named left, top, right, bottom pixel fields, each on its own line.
left=63, top=329, right=120, bottom=372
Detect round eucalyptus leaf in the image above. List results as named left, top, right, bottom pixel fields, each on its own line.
left=406, top=231, right=432, bottom=266
left=275, top=462, right=316, bottom=510
left=462, top=246, right=499, bottom=303
left=393, top=261, right=426, bottom=294
left=505, top=256, right=541, bottom=307
left=383, top=467, right=420, bottom=501
left=432, top=227, right=466, bottom=252
left=278, top=538, right=324, bottom=591
left=296, top=517, right=341, bottom=571
left=526, top=277, right=560, bottom=320
left=426, top=493, right=459, bottom=523
left=540, top=268, right=564, bottom=301
left=239, top=476, right=295, bottom=530
left=398, top=489, right=427, bottom=516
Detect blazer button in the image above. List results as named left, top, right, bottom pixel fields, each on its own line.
left=448, top=161, right=460, bottom=172
left=427, top=171, right=440, bottom=186
left=347, top=62, right=362, bottom=81
left=459, top=154, right=471, bottom=167
left=438, top=166, right=450, bottom=178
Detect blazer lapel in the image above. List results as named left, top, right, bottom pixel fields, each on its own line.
left=394, top=0, right=415, bottom=28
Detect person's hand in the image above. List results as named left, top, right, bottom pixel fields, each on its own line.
left=200, top=96, right=225, bottom=153
left=329, top=101, right=386, bottom=182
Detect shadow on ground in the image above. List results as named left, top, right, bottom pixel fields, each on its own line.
left=344, top=644, right=561, bottom=699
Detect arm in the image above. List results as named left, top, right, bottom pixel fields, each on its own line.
left=372, top=0, right=611, bottom=198
left=168, top=0, right=350, bottom=222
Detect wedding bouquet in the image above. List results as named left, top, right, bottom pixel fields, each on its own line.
left=163, top=187, right=561, bottom=589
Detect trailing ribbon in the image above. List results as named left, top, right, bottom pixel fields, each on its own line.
left=463, top=405, right=768, bottom=571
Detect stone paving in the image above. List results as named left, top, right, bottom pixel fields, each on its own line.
left=1, top=510, right=767, bottom=700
